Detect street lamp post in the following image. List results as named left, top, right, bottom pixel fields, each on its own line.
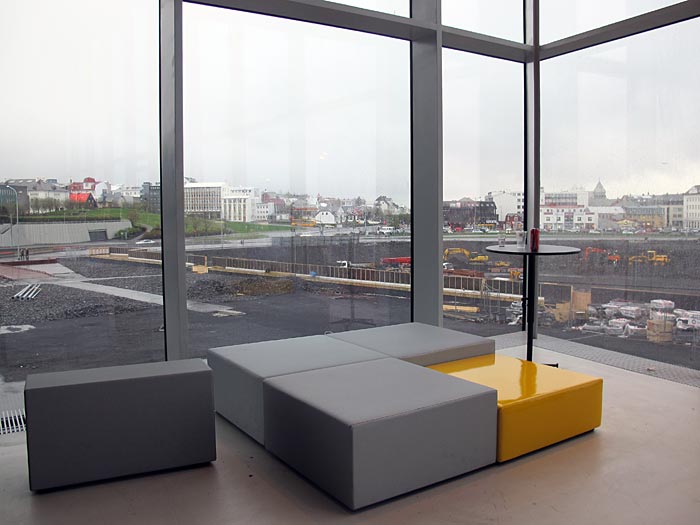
left=2, top=185, right=20, bottom=260
left=220, top=215, right=224, bottom=249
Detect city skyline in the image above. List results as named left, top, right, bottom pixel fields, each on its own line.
left=1, top=1, right=698, bottom=205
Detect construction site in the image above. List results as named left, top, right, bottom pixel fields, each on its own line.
left=100, top=235, right=700, bottom=350
left=1, top=235, right=699, bottom=382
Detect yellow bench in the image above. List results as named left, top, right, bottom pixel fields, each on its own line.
left=429, top=355, right=602, bottom=462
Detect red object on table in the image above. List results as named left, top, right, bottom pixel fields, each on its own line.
left=530, top=228, right=540, bottom=251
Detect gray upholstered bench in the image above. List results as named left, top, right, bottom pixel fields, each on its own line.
left=25, top=359, right=216, bottom=491
left=264, top=358, right=497, bottom=510
left=326, top=322, right=495, bottom=365
left=207, top=335, right=384, bottom=444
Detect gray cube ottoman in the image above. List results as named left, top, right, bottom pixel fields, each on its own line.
left=326, top=322, right=495, bottom=366
left=25, top=359, right=216, bottom=491
left=264, top=358, right=497, bottom=510
left=208, top=335, right=384, bottom=444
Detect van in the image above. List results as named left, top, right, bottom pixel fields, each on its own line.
left=378, top=226, right=395, bottom=235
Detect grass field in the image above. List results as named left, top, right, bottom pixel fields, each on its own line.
left=20, top=208, right=161, bottom=227
left=21, top=208, right=291, bottom=234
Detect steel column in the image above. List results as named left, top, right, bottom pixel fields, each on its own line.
left=160, top=0, right=188, bottom=360
left=410, top=0, right=443, bottom=326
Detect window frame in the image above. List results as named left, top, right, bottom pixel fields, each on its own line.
left=159, top=0, right=700, bottom=358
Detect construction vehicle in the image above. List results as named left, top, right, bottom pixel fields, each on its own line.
left=336, top=260, right=375, bottom=269
left=509, top=268, right=522, bottom=280
left=443, top=247, right=489, bottom=264
left=444, top=268, right=485, bottom=278
left=628, top=250, right=670, bottom=266
left=646, top=250, right=670, bottom=265
left=291, top=220, right=317, bottom=227
left=583, top=247, right=621, bottom=265
left=380, top=257, right=411, bottom=270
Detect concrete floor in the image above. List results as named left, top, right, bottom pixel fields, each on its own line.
left=1, top=345, right=699, bottom=525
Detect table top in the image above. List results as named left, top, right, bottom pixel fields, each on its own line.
left=485, top=244, right=581, bottom=256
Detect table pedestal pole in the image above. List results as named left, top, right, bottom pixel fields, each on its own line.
left=525, top=254, right=537, bottom=362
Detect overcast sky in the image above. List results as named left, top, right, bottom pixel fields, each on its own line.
left=1, top=0, right=698, bottom=207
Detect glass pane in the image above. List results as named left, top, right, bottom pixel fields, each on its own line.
left=442, top=49, right=525, bottom=337
left=327, top=0, right=408, bottom=16
left=0, top=0, right=163, bottom=405
left=182, top=4, right=411, bottom=355
left=442, top=0, right=523, bottom=42
left=541, top=19, right=700, bottom=370
left=541, top=0, right=682, bottom=43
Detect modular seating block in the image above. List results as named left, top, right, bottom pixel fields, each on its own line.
left=25, top=359, right=216, bottom=491
left=207, top=335, right=384, bottom=444
left=429, top=355, right=603, bottom=462
left=264, top=358, right=497, bottom=510
left=326, top=322, right=495, bottom=366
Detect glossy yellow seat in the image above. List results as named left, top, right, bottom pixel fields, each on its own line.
left=429, top=355, right=602, bottom=462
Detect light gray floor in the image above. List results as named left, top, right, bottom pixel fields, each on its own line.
left=1, top=343, right=699, bottom=525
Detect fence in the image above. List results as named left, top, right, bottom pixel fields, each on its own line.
left=187, top=254, right=207, bottom=266
left=211, top=256, right=412, bottom=285
left=211, top=256, right=524, bottom=298
left=107, top=246, right=162, bottom=262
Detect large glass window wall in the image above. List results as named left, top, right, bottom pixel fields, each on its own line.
left=181, top=4, right=411, bottom=355
left=0, top=0, right=164, bottom=406
left=327, top=0, right=408, bottom=16
left=442, top=0, right=523, bottom=42
left=442, top=49, right=524, bottom=336
left=541, top=0, right=684, bottom=43
left=540, top=17, right=700, bottom=369
left=1, top=0, right=698, bottom=411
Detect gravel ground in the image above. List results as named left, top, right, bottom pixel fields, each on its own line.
left=60, top=257, right=162, bottom=279
left=93, top=272, right=308, bottom=302
left=90, top=275, right=164, bottom=295
left=0, top=283, right=158, bottom=326
left=1, top=257, right=389, bottom=329
left=68, top=258, right=352, bottom=302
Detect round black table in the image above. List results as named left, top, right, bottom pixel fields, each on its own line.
left=486, top=244, right=581, bottom=361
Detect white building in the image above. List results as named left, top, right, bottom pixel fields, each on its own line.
left=6, top=179, right=70, bottom=212
left=220, top=187, right=261, bottom=222
left=223, top=194, right=253, bottom=222
left=314, top=210, right=337, bottom=226
left=544, top=189, right=589, bottom=207
left=184, top=182, right=228, bottom=216
left=487, top=191, right=521, bottom=222
left=254, top=202, right=275, bottom=222
left=114, top=186, right=142, bottom=206
left=683, top=185, right=700, bottom=230
left=541, top=205, right=597, bottom=231
left=486, top=188, right=548, bottom=222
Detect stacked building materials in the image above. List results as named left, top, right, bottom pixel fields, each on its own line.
left=647, top=319, right=674, bottom=343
